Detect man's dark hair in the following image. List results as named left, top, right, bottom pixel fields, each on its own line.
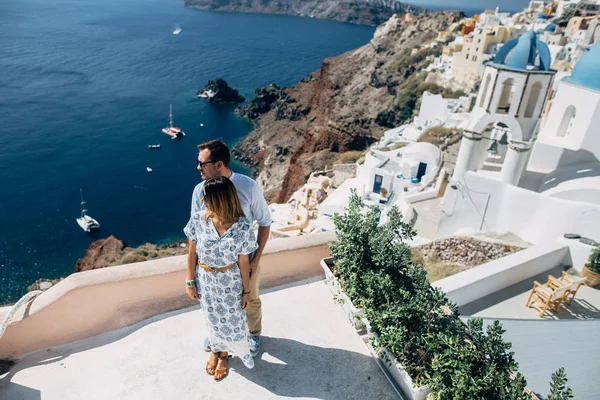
left=197, top=139, right=231, bottom=168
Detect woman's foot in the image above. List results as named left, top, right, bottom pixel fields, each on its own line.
left=206, top=352, right=219, bottom=376
left=214, top=352, right=229, bottom=382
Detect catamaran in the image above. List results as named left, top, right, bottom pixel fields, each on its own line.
left=161, top=104, right=185, bottom=139
left=76, top=189, right=100, bottom=232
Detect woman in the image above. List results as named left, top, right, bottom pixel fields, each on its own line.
left=184, top=176, right=258, bottom=381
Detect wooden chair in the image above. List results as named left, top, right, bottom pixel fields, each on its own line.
left=547, top=271, right=587, bottom=306
left=526, top=280, right=571, bottom=317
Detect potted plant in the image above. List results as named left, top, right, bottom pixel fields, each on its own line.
left=319, top=257, right=366, bottom=333
left=582, top=246, right=600, bottom=286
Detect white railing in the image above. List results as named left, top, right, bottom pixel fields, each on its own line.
left=0, top=290, right=42, bottom=341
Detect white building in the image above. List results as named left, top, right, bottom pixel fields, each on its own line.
left=319, top=142, right=443, bottom=224
left=414, top=91, right=468, bottom=127
left=527, top=42, right=600, bottom=199
left=438, top=41, right=600, bottom=245
left=477, top=8, right=511, bottom=29
left=357, top=143, right=442, bottom=204
left=556, top=0, right=600, bottom=18
left=453, top=30, right=555, bottom=186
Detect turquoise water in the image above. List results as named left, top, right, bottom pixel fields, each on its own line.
left=0, top=0, right=375, bottom=303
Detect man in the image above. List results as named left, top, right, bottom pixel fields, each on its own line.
left=191, top=139, right=271, bottom=356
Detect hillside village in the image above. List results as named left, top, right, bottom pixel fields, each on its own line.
left=2, top=1, right=600, bottom=399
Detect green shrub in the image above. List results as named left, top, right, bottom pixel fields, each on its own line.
left=547, top=367, right=574, bottom=400
left=328, top=191, right=565, bottom=399
left=587, top=246, right=600, bottom=274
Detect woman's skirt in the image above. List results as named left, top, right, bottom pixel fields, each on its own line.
left=196, top=265, right=254, bottom=368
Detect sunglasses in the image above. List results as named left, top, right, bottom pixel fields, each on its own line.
left=197, top=159, right=216, bottom=169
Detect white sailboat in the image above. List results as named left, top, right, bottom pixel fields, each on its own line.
left=173, top=25, right=182, bottom=35
left=161, top=104, right=185, bottom=139
left=76, top=189, right=100, bottom=232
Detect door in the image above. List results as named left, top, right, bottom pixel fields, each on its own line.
left=416, top=162, right=427, bottom=180
left=373, top=174, right=383, bottom=194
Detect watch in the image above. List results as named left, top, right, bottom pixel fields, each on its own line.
left=186, top=280, right=196, bottom=288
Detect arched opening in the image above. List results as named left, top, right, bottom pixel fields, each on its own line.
left=557, top=106, right=576, bottom=138
left=524, top=81, right=543, bottom=118
left=496, top=78, right=515, bottom=115
left=475, top=122, right=512, bottom=175
left=479, top=74, right=492, bottom=108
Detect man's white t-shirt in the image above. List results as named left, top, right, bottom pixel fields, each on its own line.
left=190, top=171, right=272, bottom=227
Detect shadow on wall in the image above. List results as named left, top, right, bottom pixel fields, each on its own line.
left=235, top=337, right=398, bottom=400
left=523, top=149, right=600, bottom=193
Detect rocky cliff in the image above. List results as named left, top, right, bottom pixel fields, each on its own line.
left=184, top=0, right=428, bottom=25
left=232, top=12, right=462, bottom=202
left=75, top=236, right=188, bottom=272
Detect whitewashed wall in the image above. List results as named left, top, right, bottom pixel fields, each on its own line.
left=438, top=171, right=600, bottom=244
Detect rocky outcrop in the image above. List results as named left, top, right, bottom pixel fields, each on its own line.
left=197, top=78, right=245, bottom=104
left=184, top=0, right=428, bottom=26
left=232, top=12, right=462, bottom=202
left=75, top=236, right=189, bottom=272
left=235, top=84, right=310, bottom=122
left=75, top=235, right=127, bottom=272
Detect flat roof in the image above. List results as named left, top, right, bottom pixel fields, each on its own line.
left=1, top=282, right=401, bottom=400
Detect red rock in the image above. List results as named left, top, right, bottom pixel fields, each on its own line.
left=75, top=236, right=126, bottom=272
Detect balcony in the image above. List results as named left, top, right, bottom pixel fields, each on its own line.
left=0, top=233, right=403, bottom=399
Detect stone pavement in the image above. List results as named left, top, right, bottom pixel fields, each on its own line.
left=0, top=282, right=400, bottom=400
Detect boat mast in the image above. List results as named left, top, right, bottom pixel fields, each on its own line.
left=169, top=104, right=173, bottom=128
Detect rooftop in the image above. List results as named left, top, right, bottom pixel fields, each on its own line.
left=568, top=41, right=600, bottom=91
left=492, top=30, right=552, bottom=72
left=457, top=265, right=600, bottom=399
left=1, top=282, right=401, bottom=400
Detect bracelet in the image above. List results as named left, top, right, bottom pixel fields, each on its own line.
left=186, top=280, right=196, bottom=288
left=243, top=290, right=251, bottom=295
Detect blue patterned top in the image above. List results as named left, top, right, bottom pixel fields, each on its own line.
left=184, top=213, right=259, bottom=268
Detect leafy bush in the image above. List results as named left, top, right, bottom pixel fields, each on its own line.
left=547, top=367, right=574, bottom=400
left=329, top=192, right=573, bottom=399
left=587, top=246, right=600, bottom=274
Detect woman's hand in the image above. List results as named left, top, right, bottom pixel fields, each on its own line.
left=186, top=286, right=199, bottom=300
left=241, top=293, right=250, bottom=310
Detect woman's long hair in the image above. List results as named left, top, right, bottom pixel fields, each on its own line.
left=203, top=176, right=245, bottom=223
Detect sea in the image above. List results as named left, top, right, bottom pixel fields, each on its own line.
left=0, top=0, right=376, bottom=304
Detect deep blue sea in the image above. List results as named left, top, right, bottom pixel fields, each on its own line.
left=0, top=0, right=375, bottom=304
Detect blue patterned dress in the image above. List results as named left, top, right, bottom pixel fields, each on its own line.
left=184, top=212, right=258, bottom=368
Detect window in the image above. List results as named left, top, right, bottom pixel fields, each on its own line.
left=557, top=106, right=576, bottom=138
left=496, top=78, right=515, bottom=114
left=466, top=54, right=469, bottom=59
left=472, top=55, right=477, bottom=61
left=479, top=74, right=492, bottom=108
left=524, top=82, right=543, bottom=118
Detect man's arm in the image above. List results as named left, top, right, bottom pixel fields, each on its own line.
left=249, top=183, right=272, bottom=272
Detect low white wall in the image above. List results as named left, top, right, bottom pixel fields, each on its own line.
left=404, top=169, right=446, bottom=203
left=438, top=172, right=600, bottom=245
left=433, top=241, right=570, bottom=307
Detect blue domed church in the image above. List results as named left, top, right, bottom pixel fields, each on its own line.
left=453, top=30, right=556, bottom=186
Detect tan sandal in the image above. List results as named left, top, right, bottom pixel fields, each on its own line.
left=206, top=352, right=219, bottom=376
left=214, top=352, right=229, bottom=382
